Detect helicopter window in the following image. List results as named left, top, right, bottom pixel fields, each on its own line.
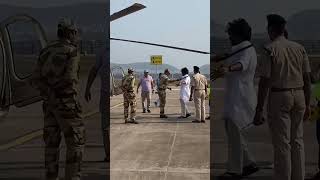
left=7, top=21, right=42, bottom=79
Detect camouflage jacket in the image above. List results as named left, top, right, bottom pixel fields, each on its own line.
left=158, top=74, right=170, bottom=90
left=122, top=74, right=135, bottom=92
left=30, top=39, right=80, bottom=99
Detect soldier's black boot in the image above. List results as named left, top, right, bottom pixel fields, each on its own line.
left=143, top=109, right=146, bottom=113
left=130, top=118, right=139, bottom=124
left=160, top=114, right=168, bottom=118
left=147, top=109, right=151, bottom=113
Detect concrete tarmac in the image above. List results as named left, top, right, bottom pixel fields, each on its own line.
left=110, top=89, right=210, bottom=180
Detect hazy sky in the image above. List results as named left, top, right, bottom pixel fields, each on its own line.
left=110, top=0, right=210, bottom=70
left=212, top=0, right=320, bottom=33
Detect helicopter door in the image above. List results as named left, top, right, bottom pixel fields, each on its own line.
left=0, top=15, right=48, bottom=107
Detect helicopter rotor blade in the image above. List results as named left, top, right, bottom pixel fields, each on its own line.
left=110, top=3, right=146, bottom=22
left=110, top=38, right=210, bottom=54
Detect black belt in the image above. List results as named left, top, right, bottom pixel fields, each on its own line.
left=271, top=87, right=303, bottom=92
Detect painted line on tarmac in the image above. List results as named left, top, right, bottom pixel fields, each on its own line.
left=0, top=102, right=124, bottom=151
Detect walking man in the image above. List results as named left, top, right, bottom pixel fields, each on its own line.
left=84, top=45, right=109, bottom=162
left=137, top=70, right=154, bottom=113
left=158, top=69, right=179, bottom=118
left=122, top=68, right=138, bottom=124
left=189, top=66, right=208, bottom=123
left=254, top=14, right=311, bottom=180
left=212, top=18, right=259, bottom=178
left=31, top=18, right=85, bottom=180
left=178, top=67, right=191, bottom=118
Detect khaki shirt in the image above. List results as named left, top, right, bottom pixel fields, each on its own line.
left=259, top=36, right=311, bottom=88
left=191, top=73, right=207, bottom=90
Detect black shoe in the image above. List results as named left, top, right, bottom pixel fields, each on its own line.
left=186, top=113, right=191, bottom=118
left=201, top=120, right=205, bottom=123
left=143, top=109, right=146, bottom=113
left=217, top=172, right=243, bottom=180
left=147, top=109, right=151, bottom=113
left=242, top=164, right=259, bottom=177
left=206, top=116, right=210, bottom=120
left=192, top=120, right=201, bottom=123
left=160, top=115, right=168, bottom=118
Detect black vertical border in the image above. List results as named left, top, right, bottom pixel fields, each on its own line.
left=106, top=0, right=110, bottom=179
left=210, top=1, right=214, bottom=179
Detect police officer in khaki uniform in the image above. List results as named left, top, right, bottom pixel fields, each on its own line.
left=122, top=68, right=138, bottom=124
left=31, top=18, right=84, bottom=180
left=158, top=69, right=179, bottom=118
left=190, top=66, right=208, bottom=123
left=254, top=14, right=311, bottom=180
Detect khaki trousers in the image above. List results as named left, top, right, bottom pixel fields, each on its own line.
left=194, top=90, right=206, bottom=121
left=141, top=91, right=151, bottom=110
left=268, top=90, right=305, bottom=180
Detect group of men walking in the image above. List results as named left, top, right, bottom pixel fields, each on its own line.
left=121, top=66, right=209, bottom=124
left=212, top=14, right=316, bottom=180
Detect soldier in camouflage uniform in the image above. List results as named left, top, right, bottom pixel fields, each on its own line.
left=30, top=18, right=84, bottom=180
left=158, top=69, right=180, bottom=118
left=122, top=68, right=138, bottom=124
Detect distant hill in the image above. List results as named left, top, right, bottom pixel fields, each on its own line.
left=287, top=9, right=320, bottom=40
left=200, top=64, right=210, bottom=75
left=0, top=3, right=107, bottom=40
left=212, top=9, right=320, bottom=40
left=111, top=62, right=180, bottom=74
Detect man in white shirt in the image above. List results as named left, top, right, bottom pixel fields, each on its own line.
left=212, top=18, right=259, bottom=178
left=179, top=67, right=191, bottom=118
left=137, top=70, right=154, bottom=113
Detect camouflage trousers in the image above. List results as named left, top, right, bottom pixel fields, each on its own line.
left=123, top=92, right=137, bottom=119
left=43, top=99, right=85, bottom=180
left=158, top=90, right=166, bottom=115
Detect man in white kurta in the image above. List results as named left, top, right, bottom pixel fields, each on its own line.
left=224, top=40, right=258, bottom=176
left=214, top=18, right=259, bottom=178
left=179, top=67, right=191, bottom=118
